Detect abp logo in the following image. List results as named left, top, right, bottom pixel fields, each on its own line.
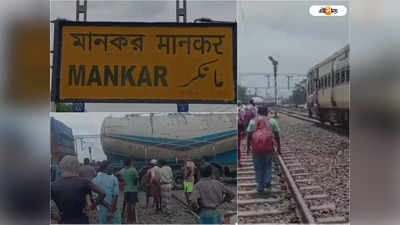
left=310, top=5, right=347, bottom=16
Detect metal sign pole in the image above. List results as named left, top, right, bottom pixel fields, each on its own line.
left=274, top=64, right=277, bottom=104
left=76, top=0, right=87, bottom=22
left=73, top=0, right=87, bottom=112
left=176, top=0, right=189, bottom=112
left=176, top=0, right=187, bottom=23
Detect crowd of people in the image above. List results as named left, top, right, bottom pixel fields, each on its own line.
left=238, top=99, right=281, bottom=197
left=50, top=155, right=234, bottom=224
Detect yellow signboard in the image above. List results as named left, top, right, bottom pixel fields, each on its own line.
left=52, top=21, right=237, bottom=103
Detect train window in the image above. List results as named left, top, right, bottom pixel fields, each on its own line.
left=328, top=74, right=331, bottom=87
left=322, top=77, right=324, bottom=89
left=341, top=71, right=345, bottom=83
left=324, top=76, right=327, bottom=88
left=336, top=72, right=340, bottom=84
left=346, top=69, right=350, bottom=82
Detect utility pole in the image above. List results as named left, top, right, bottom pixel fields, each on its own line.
left=88, top=146, right=92, bottom=161
left=266, top=74, right=271, bottom=88
left=176, top=0, right=188, bottom=112
left=268, top=56, right=278, bottom=105
left=76, top=0, right=87, bottom=22
left=287, top=75, right=293, bottom=89
left=176, top=0, right=187, bottom=23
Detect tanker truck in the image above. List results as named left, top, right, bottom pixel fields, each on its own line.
left=100, top=112, right=237, bottom=189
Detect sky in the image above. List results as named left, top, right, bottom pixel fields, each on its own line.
left=238, top=1, right=349, bottom=99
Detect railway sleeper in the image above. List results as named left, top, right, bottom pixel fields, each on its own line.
left=236, top=198, right=282, bottom=205
left=238, top=169, right=276, bottom=174
left=238, top=181, right=279, bottom=187
left=299, top=185, right=323, bottom=191
left=291, top=172, right=311, bottom=177
left=237, top=175, right=278, bottom=180
left=304, top=194, right=328, bottom=200
left=238, top=208, right=288, bottom=217
left=240, top=162, right=254, bottom=166
left=316, top=216, right=347, bottom=224
left=239, top=185, right=282, bottom=192
left=285, top=163, right=302, bottom=167
left=241, top=159, right=254, bottom=163
left=288, top=167, right=306, bottom=173
left=238, top=167, right=255, bottom=171
left=238, top=188, right=283, bottom=195
left=310, top=203, right=336, bottom=211
left=295, top=178, right=314, bottom=184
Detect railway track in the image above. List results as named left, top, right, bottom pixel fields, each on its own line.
left=237, top=138, right=347, bottom=224
left=171, top=193, right=200, bottom=220
left=277, top=108, right=348, bottom=135
left=172, top=192, right=237, bottom=224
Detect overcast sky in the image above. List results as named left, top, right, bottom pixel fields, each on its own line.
left=238, top=1, right=349, bottom=98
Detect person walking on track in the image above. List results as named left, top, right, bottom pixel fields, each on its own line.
left=158, top=160, right=173, bottom=215
left=246, top=106, right=281, bottom=197
left=118, top=159, right=139, bottom=223
left=51, top=155, right=105, bottom=224
left=183, top=155, right=197, bottom=204
left=92, top=160, right=121, bottom=224
left=189, top=165, right=235, bottom=224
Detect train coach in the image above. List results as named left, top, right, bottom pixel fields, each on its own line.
left=306, top=45, right=349, bottom=127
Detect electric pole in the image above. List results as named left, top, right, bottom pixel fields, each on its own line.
left=287, top=75, right=293, bottom=89
left=268, top=56, right=278, bottom=105
left=266, top=74, right=271, bottom=88
left=76, top=0, right=87, bottom=22
left=176, top=0, right=187, bottom=23
left=88, top=146, right=92, bottom=161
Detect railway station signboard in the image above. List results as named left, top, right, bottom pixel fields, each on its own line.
left=51, top=20, right=237, bottom=103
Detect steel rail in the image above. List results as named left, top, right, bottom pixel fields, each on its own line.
left=277, top=108, right=349, bottom=136
left=276, top=154, right=315, bottom=224
left=171, top=193, right=200, bottom=220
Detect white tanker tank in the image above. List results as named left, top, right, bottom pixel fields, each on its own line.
left=100, top=113, right=237, bottom=167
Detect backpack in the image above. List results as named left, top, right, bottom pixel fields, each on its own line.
left=251, top=116, right=274, bottom=153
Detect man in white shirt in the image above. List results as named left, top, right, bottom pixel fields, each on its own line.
left=158, top=160, right=173, bottom=215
